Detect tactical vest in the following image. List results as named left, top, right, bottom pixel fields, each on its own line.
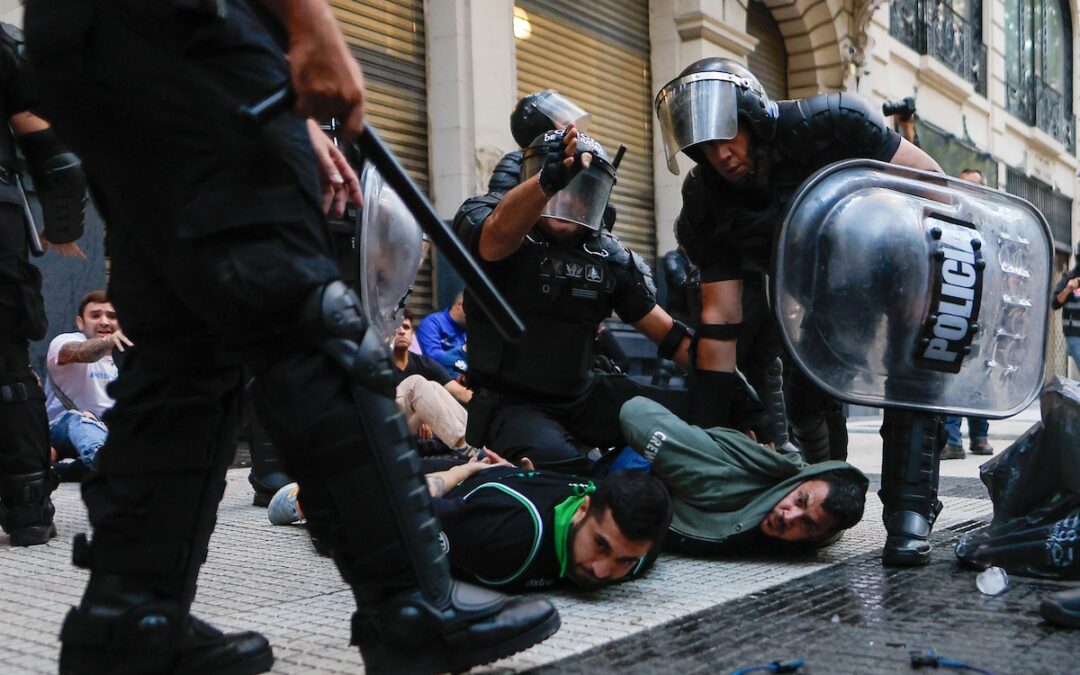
left=1062, top=287, right=1080, bottom=338
left=467, top=232, right=617, bottom=398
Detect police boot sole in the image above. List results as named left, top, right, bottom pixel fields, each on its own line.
left=9, top=523, right=57, bottom=547
left=882, top=542, right=932, bottom=567
left=60, top=641, right=273, bottom=675
left=359, top=607, right=560, bottom=675
left=251, top=492, right=272, bottom=508
left=1040, top=596, right=1080, bottom=628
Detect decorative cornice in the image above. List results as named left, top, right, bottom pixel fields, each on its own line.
left=675, top=11, right=758, bottom=57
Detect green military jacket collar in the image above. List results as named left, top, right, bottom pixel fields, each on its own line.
left=620, top=396, right=866, bottom=548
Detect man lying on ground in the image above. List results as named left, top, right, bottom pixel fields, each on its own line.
left=619, top=396, right=867, bottom=554
left=271, top=449, right=672, bottom=591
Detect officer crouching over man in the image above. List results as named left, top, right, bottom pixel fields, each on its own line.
left=452, top=125, right=695, bottom=475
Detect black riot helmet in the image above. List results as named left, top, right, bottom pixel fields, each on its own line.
left=520, top=129, right=616, bottom=231
left=510, top=90, right=591, bottom=149
left=654, top=57, right=779, bottom=174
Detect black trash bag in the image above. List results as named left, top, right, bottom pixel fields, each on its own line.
left=955, top=377, right=1080, bottom=578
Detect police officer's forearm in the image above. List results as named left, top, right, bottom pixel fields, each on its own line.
left=477, top=177, right=549, bottom=261
left=259, top=0, right=337, bottom=35
left=58, top=338, right=112, bottom=365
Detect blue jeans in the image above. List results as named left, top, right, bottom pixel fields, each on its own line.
left=944, top=415, right=988, bottom=447
left=1068, top=336, right=1080, bottom=373
left=50, top=410, right=108, bottom=468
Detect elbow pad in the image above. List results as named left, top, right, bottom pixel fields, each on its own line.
left=21, top=128, right=87, bottom=245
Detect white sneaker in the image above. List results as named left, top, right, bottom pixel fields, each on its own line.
left=267, top=482, right=304, bottom=525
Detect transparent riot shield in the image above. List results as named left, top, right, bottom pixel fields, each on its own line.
left=774, top=159, right=1052, bottom=418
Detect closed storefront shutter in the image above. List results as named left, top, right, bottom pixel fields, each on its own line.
left=747, top=0, right=788, bottom=100
left=332, top=1, right=434, bottom=312
left=514, top=1, right=656, bottom=263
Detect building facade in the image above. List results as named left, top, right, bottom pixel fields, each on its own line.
left=6, top=0, right=1074, bottom=377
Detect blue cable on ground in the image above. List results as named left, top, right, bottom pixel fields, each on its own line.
left=731, top=659, right=806, bottom=675
left=910, top=649, right=994, bottom=674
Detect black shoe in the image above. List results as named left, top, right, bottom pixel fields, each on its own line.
left=882, top=511, right=932, bottom=566
left=60, top=607, right=273, bottom=675
left=249, top=470, right=291, bottom=508
left=1041, top=588, right=1080, bottom=628
left=55, top=458, right=94, bottom=483
left=0, top=470, right=59, bottom=546
left=353, top=581, right=560, bottom=675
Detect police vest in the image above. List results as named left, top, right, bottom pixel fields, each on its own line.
left=467, top=232, right=618, bottom=398
left=1062, top=288, right=1080, bottom=337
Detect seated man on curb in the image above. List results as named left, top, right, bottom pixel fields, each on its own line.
left=392, top=309, right=474, bottom=455
left=44, top=291, right=132, bottom=477
left=619, top=396, right=867, bottom=554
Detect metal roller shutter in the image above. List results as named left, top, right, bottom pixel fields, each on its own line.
left=747, top=0, right=788, bottom=101
left=514, top=1, right=656, bottom=263
left=331, top=0, right=434, bottom=312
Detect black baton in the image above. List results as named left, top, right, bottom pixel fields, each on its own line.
left=238, top=88, right=525, bottom=342
left=15, top=174, right=44, bottom=257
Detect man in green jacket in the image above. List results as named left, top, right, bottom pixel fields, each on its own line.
left=620, top=397, right=868, bottom=555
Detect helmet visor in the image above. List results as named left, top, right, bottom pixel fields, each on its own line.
left=359, top=161, right=423, bottom=341
left=521, top=153, right=616, bottom=231
left=655, top=73, right=739, bottom=175
left=535, top=90, right=592, bottom=132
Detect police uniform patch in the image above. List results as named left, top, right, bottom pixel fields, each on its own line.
left=585, top=265, right=603, bottom=283
left=565, top=262, right=584, bottom=278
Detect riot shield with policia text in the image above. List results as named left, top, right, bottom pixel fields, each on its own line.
left=773, top=159, right=1052, bottom=418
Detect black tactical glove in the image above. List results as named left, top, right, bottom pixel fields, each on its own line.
left=537, top=143, right=584, bottom=197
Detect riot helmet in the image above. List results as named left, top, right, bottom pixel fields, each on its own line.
left=510, top=90, right=591, bottom=149
left=654, top=58, right=778, bottom=174
left=520, top=129, right=616, bottom=231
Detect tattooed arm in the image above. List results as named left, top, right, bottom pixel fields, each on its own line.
left=57, top=330, right=133, bottom=365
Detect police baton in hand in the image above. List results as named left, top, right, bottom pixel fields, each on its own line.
left=239, top=87, right=525, bottom=343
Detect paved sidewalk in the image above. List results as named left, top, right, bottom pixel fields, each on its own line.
left=0, top=399, right=1073, bottom=674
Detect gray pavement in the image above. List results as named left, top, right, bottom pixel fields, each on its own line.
left=0, top=402, right=1073, bottom=674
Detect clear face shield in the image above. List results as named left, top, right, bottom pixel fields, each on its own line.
left=654, top=72, right=742, bottom=175
left=358, top=161, right=423, bottom=341
left=534, top=90, right=592, bottom=132
left=521, top=136, right=616, bottom=231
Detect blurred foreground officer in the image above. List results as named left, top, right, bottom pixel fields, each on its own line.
left=0, top=22, right=87, bottom=547
left=655, top=58, right=950, bottom=565
left=25, top=1, right=558, bottom=673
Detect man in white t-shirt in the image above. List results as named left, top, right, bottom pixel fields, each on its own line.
left=45, top=291, right=132, bottom=471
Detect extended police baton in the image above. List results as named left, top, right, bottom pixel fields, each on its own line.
left=14, top=173, right=44, bottom=257
left=239, top=88, right=525, bottom=342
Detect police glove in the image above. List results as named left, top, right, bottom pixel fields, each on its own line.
left=537, top=146, right=585, bottom=198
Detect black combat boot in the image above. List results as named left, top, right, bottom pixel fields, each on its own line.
left=0, top=470, right=58, bottom=546
left=247, top=411, right=291, bottom=507
left=879, top=410, right=943, bottom=566
left=1041, top=588, right=1080, bottom=628
left=59, top=573, right=273, bottom=675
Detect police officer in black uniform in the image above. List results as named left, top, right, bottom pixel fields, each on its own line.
left=0, top=23, right=87, bottom=548
left=455, top=126, right=693, bottom=474
left=655, top=58, right=946, bottom=565
left=25, top=1, right=559, bottom=673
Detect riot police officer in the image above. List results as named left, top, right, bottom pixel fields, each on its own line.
left=25, top=1, right=558, bottom=673
left=0, top=23, right=87, bottom=547
left=654, top=58, right=946, bottom=565
left=455, top=126, right=693, bottom=473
